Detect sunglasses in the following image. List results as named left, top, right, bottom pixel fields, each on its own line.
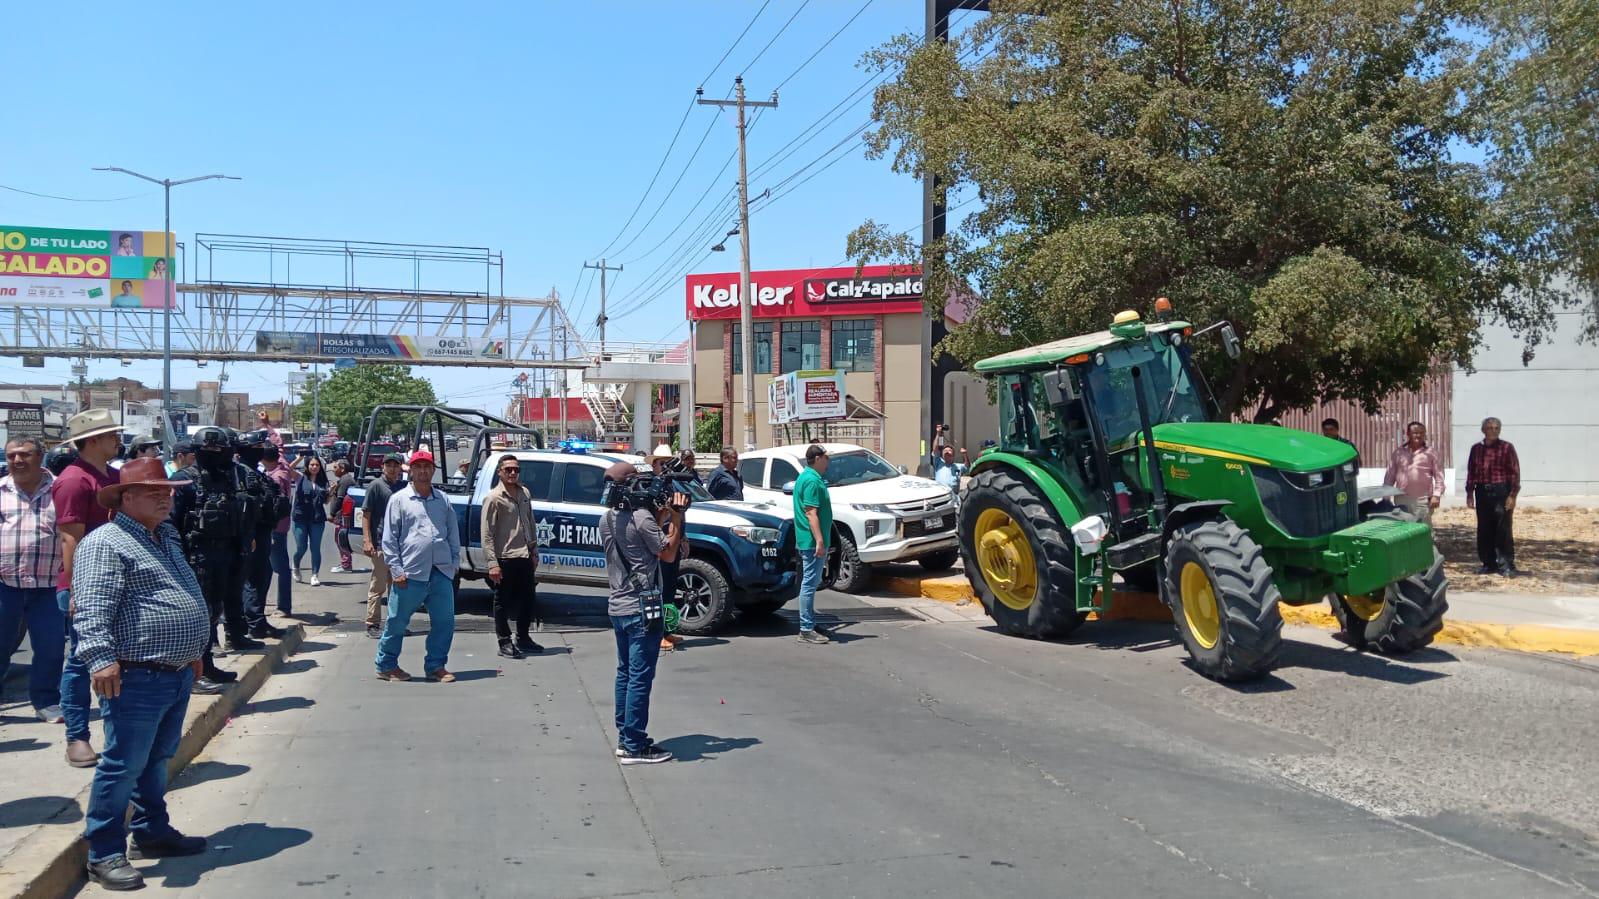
left=501, top=467, right=520, bottom=474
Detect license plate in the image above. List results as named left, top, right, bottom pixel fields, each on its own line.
left=760, top=546, right=779, bottom=557
left=924, top=516, right=944, bottom=530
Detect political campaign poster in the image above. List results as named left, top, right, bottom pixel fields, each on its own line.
left=0, top=226, right=176, bottom=309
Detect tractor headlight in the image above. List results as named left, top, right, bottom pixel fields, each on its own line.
left=731, top=525, right=780, bottom=545
left=1306, top=471, right=1326, bottom=487
left=1343, top=462, right=1357, bottom=478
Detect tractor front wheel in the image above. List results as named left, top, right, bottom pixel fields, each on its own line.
left=958, top=469, right=1086, bottom=639
left=1331, top=510, right=1449, bottom=652
left=1163, top=518, right=1282, bottom=681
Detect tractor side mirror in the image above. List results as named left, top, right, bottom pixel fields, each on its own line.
left=1220, top=323, right=1241, bottom=360
left=1042, top=368, right=1079, bottom=406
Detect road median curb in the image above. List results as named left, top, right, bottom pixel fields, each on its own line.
left=0, top=625, right=305, bottom=899
left=884, top=571, right=1599, bottom=658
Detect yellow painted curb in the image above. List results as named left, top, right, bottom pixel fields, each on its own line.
left=885, top=571, right=1599, bottom=658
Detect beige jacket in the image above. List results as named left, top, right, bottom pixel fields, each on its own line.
left=481, top=481, right=537, bottom=567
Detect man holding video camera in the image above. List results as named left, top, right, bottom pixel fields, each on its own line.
left=599, top=460, right=687, bottom=766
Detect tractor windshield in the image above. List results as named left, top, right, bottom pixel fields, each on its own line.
left=1084, top=335, right=1208, bottom=447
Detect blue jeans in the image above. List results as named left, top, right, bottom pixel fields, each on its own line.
left=239, top=538, right=272, bottom=632
left=59, top=589, right=92, bottom=742
left=798, top=551, right=826, bottom=632
left=269, top=532, right=292, bottom=613
left=611, top=614, right=662, bottom=753
left=292, top=520, right=325, bottom=576
left=0, top=583, right=64, bottom=711
left=84, top=666, right=194, bottom=862
left=375, top=569, right=455, bottom=674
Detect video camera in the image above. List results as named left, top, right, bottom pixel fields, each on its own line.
left=605, top=459, right=697, bottom=514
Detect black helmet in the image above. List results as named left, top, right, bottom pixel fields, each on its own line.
left=238, top=428, right=271, bottom=448
left=192, top=426, right=234, bottom=452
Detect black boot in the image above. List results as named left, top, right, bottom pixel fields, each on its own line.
left=86, top=854, right=144, bottom=890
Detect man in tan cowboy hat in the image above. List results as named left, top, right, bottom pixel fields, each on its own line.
left=641, top=444, right=687, bottom=651
left=643, top=444, right=676, bottom=474
left=71, top=457, right=211, bottom=890
left=52, top=408, right=124, bottom=769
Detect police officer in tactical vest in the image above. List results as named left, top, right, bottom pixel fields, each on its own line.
left=171, top=427, right=262, bottom=694
left=237, top=429, right=289, bottom=641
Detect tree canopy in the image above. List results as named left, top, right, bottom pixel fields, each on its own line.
left=851, top=0, right=1592, bottom=420
left=296, top=364, right=437, bottom=441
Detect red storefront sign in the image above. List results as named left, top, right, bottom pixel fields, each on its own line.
left=685, top=263, right=924, bottom=321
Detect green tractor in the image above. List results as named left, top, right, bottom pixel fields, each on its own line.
left=957, top=303, right=1447, bottom=681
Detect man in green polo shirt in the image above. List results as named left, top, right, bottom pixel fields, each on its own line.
left=792, top=444, right=833, bottom=644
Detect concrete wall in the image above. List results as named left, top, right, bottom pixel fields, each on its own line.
left=1451, top=307, right=1598, bottom=495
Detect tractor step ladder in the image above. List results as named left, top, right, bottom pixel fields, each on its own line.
left=1106, top=532, right=1161, bottom=570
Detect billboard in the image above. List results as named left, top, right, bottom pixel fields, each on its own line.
left=768, top=369, right=846, bottom=423
left=687, top=264, right=924, bottom=321
left=255, top=331, right=507, bottom=361
left=0, top=225, right=176, bottom=309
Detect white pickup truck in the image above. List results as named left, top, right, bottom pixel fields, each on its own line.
left=737, top=443, right=959, bottom=592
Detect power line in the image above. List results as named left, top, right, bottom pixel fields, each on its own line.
left=740, top=0, right=812, bottom=77
left=701, top=0, right=773, bottom=87
left=774, top=0, right=877, bottom=92
left=606, top=112, right=724, bottom=259
left=0, top=183, right=158, bottom=203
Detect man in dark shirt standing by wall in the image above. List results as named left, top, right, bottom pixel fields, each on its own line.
left=1321, top=418, right=1361, bottom=469
left=706, top=447, right=743, bottom=501
left=1465, top=416, right=1521, bottom=575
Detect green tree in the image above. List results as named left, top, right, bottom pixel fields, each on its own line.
left=297, top=364, right=437, bottom=441
left=852, top=0, right=1556, bottom=420
left=694, top=410, right=724, bottom=454
left=1469, top=0, right=1598, bottom=343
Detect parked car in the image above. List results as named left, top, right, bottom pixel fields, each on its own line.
left=738, top=443, right=959, bottom=592
left=349, top=442, right=799, bottom=634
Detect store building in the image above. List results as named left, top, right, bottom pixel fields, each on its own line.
left=688, top=263, right=928, bottom=469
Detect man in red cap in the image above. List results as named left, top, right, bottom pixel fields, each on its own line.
left=374, top=450, right=461, bottom=682
left=70, top=458, right=212, bottom=890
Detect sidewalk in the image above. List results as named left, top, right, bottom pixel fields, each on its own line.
left=878, top=559, right=1599, bottom=658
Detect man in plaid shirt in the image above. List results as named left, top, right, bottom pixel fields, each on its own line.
left=0, top=436, right=66, bottom=723
left=1464, top=416, right=1520, bottom=575
left=71, top=458, right=212, bottom=891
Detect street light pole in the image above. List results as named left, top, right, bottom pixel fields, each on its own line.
left=93, top=167, right=239, bottom=447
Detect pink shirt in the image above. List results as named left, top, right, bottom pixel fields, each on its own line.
left=1383, top=443, right=1444, bottom=500
left=266, top=461, right=299, bottom=534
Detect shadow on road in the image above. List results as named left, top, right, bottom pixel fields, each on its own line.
left=0, top=795, right=82, bottom=825
left=172, top=761, right=250, bottom=791
left=0, top=736, right=47, bottom=754
left=239, top=696, right=316, bottom=716
left=276, top=657, right=319, bottom=675
left=654, top=733, right=762, bottom=761
left=140, top=823, right=313, bottom=889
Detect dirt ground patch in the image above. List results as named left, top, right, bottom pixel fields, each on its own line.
left=1432, top=506, right=1599, bottom=594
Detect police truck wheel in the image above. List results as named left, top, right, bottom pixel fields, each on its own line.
left=958, top=468, right=1086, bottom=639
left=1163, top=518, right=1282, bottom=681
left=674, top=558, right=736, bottom=636
left=1331, top=510, right=1449, bottom=653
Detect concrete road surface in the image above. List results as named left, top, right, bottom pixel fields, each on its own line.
left=66, top=569, right=1599, bottom=898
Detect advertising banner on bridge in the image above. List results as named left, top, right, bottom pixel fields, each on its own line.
left=255, top=331, right=507, bottom=361
left=0, top=225, right=177, bottom=309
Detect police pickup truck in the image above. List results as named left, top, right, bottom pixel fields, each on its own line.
left=350, top=439, right=800, bottom=635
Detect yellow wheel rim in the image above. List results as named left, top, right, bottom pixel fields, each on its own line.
left=1180, top=561, right=1221, bottom=650
left=974, top=508, right=1038, bottom=612
left=1342, top=591, right=1386, bottom=622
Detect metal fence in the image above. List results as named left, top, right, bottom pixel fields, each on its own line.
left=1255, top=368, right=1454, bottom=469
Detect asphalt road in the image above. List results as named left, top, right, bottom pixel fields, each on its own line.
left=61, top=566, right=1599, bottom=898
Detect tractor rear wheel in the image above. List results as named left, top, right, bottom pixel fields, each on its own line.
left=1163, top=518, right=1282, bottom=681
left=1331, top=510, right=1449, bottom=653
left=958, top=468, right=1086, bottom=639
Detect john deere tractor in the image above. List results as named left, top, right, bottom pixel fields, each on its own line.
left=957, top=303, right=1447, bottom=681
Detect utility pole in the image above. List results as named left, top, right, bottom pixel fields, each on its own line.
left=584, top=259, right=623, bottom=358
left=699, top=76, right=778, bottom=450
left=93, top=166, right=239, bottom=449
left=558, top=325, right=569, bottom=437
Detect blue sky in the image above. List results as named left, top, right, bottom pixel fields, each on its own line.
left=3, top=1, right=970, bottom=410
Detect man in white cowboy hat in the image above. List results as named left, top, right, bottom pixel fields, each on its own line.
left=52, top=408, right=124, bottom=769
left=72, top=457, right=211, bottom=890
left=641, top=444, right=687, bottom=651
